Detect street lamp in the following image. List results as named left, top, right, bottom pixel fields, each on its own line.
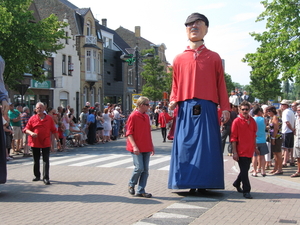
left=121, top=46, right=153, bottom=93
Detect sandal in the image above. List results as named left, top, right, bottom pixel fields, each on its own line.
left=262, top=174, right=267, bottom=177
left=252, top=174, right=258, bottom=177
left=268, top=170, right=276, bottom=174
left=135, top=193, right=152, bottom=198
left=291, top=173, right=300, bottom=178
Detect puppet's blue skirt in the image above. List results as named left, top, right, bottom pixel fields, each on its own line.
left=168, top=99, right=224, bottom=189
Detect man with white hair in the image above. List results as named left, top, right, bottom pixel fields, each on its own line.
left=24, top=102, right=59, bottom=185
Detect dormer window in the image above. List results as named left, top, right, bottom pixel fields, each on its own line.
left=87, top=22, right=91, bottom=36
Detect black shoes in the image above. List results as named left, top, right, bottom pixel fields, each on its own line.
left=43, top=179, right=51, bottom=185
left=243, top=192, right=253, bottom=199
left=32, top=177, right=40, bottom=181
left=135, top=193, right=152, bottom=198
left=128, top=186, right=135, bottom=195
left=233, top=182, right=243, bottom=193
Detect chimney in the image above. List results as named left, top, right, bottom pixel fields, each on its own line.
left=135, top=26, right=141, bottom=38
left=102, top=19, right=107, bottom=27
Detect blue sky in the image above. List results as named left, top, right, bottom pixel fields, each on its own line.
left=70, top=0, right=266, bottom=86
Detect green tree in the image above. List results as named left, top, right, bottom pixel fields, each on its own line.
left=0, top=0, right=66, bottom=88
left=224, top=73, right=234, bottom=95
left=243, top=0, right=300, bottom=82
left=141, top=49, right=170, bottom=102
left=249, top=67, right=282, bottom=103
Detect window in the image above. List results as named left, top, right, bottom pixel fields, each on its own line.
left=65, top=32, right=69, bottom=44
left=98, top=88, right=101, bottom=106
left=103, top=37, right=112, bottom=49
left=68, top=56, right=73, bottom=76
left=98, top=53, right=101, bottom=74
left=86, top=50, right=91, bottom=72
left=83, top=87, right=88, bottom=104
left=62, top=55, right=66, bottom=75
left=93, top=50, right=97, bottom=73
left=86, top=22, right=90, bottom=36
left=91, top=87, right=95, bottom=106
left=43, top=57, right=53, bottom=78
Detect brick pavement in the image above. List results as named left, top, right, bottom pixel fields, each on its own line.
left=1, top=129, right=300, bottom=224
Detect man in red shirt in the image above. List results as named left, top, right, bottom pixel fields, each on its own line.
left=231, top=101, right=259, bottom=199
left=126, top=97, right=155, bottom=198
left=24, top=102, right=59, bottom=185
left=158, top=107, right=173, bottom=142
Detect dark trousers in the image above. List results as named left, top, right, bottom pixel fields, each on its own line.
left=87, top=122, right=96, bottom=144
left=32, top=147, right=50, bottom=180
left=221, top=125, right=231, bottom=153
left=161, top=127, right=167, bottom=141
left=234, top=157, right=252, bottom=193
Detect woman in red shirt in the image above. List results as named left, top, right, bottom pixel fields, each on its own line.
left=126, top=97, right=155, bottom=198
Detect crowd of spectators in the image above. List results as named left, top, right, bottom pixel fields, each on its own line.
left=226, top=91, right=300, bottom=178
left=2, top=101, right=127, bottom=161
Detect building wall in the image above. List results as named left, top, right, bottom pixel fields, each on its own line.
left=53, top=19, right=80, bottom=112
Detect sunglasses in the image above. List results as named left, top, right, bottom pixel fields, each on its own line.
left=241, top=108, right=249, bottom=111
left=143, top=104, right=150, bottom=106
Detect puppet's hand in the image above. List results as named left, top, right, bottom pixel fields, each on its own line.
left=169, top=101, right=177, bottom=110
left=222, top=110, right=230, bottom=124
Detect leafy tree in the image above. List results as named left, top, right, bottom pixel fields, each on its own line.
left=249, top=66, right=282, bottom=103
left=243, top=0, right=300, bottom=82
left=224, top=73, right=234, bottom=96
left=141, top=49, right=170, bottom=102
left=0, top=0, right=66, bottom=88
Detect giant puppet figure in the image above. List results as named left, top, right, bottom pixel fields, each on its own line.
left=0, top=55, right=9, bottom=184
left=168, top=13, right=230, bottom=192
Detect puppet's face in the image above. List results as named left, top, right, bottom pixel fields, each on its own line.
left=186, top=20, right=208, bottom=42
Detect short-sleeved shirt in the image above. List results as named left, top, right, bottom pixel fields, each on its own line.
left=87, top=113, right=95, bottom=123
left=282, top=108, right=295, bottom=133
left=8, top=109, right=21, bottom=127
left=230, top=115, right=257, bottom=158
left=23, top=114, right=58, bottom=148
left=254, top=116, right=266, bottom=144
left=126, top=110, right=153, bottom=153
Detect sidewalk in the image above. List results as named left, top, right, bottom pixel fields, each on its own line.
left=2, top=130, right=300, bottom=225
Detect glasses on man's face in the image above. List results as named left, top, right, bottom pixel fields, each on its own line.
left=186, top=20, right=203, bottom=27
left=241, top=108, right=249, bottom=111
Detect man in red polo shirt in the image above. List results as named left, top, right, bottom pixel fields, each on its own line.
left=231, top=101, right=259, bottom=199
left=126, top=96, right=155, bottom=198
left=24, top=102, right=59, bottom=185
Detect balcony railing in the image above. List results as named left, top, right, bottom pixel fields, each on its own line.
left=85, top=72, right=98, bottom=82
left=85, top=35, right=97, bottom=45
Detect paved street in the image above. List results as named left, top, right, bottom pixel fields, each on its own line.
left=1, top=129, right=300, bottom=224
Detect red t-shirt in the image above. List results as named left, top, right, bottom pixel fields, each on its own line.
left=126, top=110, right=153, bottom=153
left=230, top=115, right=257, bottom=158
left=170, top=45, right=230, bottom=112
left=23, top=114, right=58, bottom=148
left=158, top=112, right=172, bottom=128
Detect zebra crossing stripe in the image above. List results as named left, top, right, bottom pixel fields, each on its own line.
left=51, top=155, right=95, bottom=165
left=22, top=155, right=70, bottom=166
left=158, top=165, right=169, bottom=171
left=69, top=154, right=125, bottom=166
left=97, top=157, right=133, bottom=167
left=127, top=155, right=170, bottom=169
